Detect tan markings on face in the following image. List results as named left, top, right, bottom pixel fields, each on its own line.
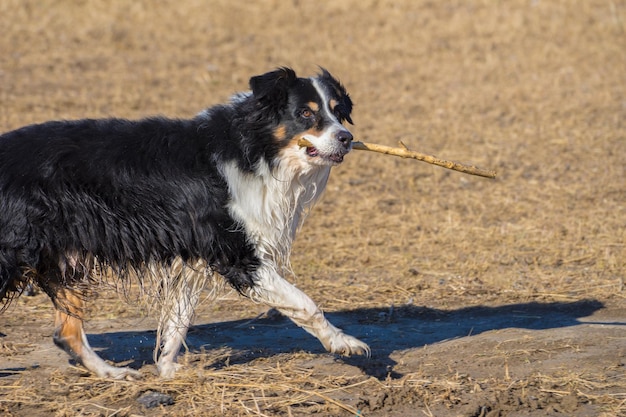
left=329, top=99, right=337, bottom=111
left=306, top=101, right=320, bottom=112
left=274, top=124, right=287, bottom=141
left=286, top=135, right=303, bottom=148
left=282, top=127, right=323, bottom=158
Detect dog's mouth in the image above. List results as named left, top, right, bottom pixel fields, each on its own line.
left=305, top=146, right=319, bottom=158
left=305, top=145, right=346, bottom=164
left=299, top=138, right=348, bottom=164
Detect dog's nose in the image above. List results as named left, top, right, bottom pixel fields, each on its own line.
left=336, top=130, right=353, bottom=148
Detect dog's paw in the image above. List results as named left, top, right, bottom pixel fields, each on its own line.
left=93, top=364, right=142, bottom=380
left=327, top=333, right=370, bottom=357
left=157, top=360, right=182, bottom=379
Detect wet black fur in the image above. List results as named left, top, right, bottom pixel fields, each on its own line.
left=0, top=67, right=350, bottom=305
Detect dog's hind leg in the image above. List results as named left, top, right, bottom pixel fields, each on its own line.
left=250, top=265, right=370, bottom=357
left=53, top=287, right=141, bottom=379
left=154, top=260, right=207, bottom=378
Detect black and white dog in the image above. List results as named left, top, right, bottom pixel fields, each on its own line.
left=0, top=68, right=369, bottom=379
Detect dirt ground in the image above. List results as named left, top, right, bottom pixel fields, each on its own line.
left=1, top=0, right=625, bottom=416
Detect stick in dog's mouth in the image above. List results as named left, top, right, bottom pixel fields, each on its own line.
left=298, top=138, right=315, bottom=148
left=297, top=138, right=496, bottom=179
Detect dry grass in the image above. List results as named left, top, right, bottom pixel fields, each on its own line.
left=1, top=0, right=625, bottom=415
left=2, top=351, right=373, bottom=416
left=5, top=357, right=624, bottom=417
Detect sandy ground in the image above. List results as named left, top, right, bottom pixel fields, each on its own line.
left=1, top=0, right=625, bottom=416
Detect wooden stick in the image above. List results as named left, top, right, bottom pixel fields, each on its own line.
left=297, top=138, right=497, bottom=179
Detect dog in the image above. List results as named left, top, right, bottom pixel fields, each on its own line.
left=0, top=67, right=369, bottom=379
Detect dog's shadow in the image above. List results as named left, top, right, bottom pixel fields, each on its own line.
left=86, top=299, right=612, bottom=379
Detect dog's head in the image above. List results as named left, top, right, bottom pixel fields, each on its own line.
left=249, top=67, right=354, bottom=167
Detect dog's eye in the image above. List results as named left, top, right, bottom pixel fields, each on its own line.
left=300, top=108, right=314, bottom=119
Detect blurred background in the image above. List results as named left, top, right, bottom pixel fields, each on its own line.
left=2, top=0, right=623, bottom=309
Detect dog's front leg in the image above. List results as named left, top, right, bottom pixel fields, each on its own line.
left=250, top=265, right=370, bottom=357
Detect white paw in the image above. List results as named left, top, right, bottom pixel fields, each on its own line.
left=157, top=360, right=182, bottom=379
left=327, top=333, right=370, bottom=357
left=96, top=365, right=142, bottom=380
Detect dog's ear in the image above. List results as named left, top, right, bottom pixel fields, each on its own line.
left=249, top=67, right=297, bottom=110
left=318, top=68, right=354, bottom=125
